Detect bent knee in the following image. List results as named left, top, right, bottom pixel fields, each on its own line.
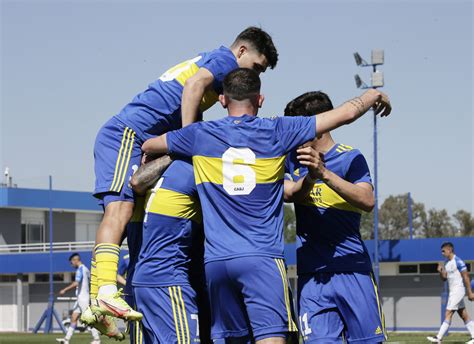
left=103, top=201, right=134, bottom=224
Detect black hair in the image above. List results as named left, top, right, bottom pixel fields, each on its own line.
left=223, top=68, right=261, bottom=101
left=441, top=242, right=454, bottom=250
left=69, top=253, right=80, bottom=261
left=232, top=27, right=278, bottom=69
left=284, top=91, right=334, bottom=117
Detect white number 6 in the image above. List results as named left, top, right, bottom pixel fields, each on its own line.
left=222, top=148, right=256, bottom=196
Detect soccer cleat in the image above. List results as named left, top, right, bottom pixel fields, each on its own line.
left=81, top=306, right=98, bottom=325
left=92, top=289, right=143, bottom=321
left=427, top=336, right=441, bottom=343
left=92, top=314, right=126, bottom=341
left=466, top=339, right=474, bottom=344
left=55, top=339, right=69, bottom=344
left=90, top=341, right=101, bottom=344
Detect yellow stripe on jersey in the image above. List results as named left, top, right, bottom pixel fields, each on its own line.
left=110, top=128, right=136, bottom=192
left=173, top=287, right=187, bottom=344
left=110, top=128, right=131, bottom=192
left=335, top=143, right=353, bottom=153
left=370, top=273, right=386, bottom=336
left=178, top=287, right=191, bottom=344
left=274, top=259, right=298, bottom=332
left=299, top=183, right=363, bottom=214
left=147, top=188, right=202, bottom=223
left=165, top=57, right=218, bottom=113
left=193, top=155, right=286, bottom=185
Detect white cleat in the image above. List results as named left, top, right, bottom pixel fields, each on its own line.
left=427, top=336, right=441, bottom=343
left=465, top=338, right=474, bottom=344
left=55, top=339, right=69, bottom=344
left=90, top=341, right=101, bottom=344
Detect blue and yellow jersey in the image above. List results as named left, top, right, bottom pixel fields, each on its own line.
left=118, top=253, right=130, bottom=278
left=285, top=143, right=373, bottom=274
left=116, top=46, right=238, bottom=142
left=166, top=114, right=316, bottom=262
left=132, top=159, right=203, bottom=287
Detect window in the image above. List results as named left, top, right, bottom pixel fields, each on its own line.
left=35, top=273, right=65, bottom=282
left=466, top=263, right=471, bottom=272
left=0, top=274, right=28, bottom=283
left=21, top=223, right=45, bottom=244
left=419, top=263, right=439, bottom=274
left=399, top=264, right=418, bottom=274
left=75, top=213, right=102, bottom=242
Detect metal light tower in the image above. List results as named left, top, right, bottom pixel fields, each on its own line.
left=353, top=49, right=384, bottom=284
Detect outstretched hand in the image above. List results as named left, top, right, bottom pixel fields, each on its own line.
left=363, top=89, right=392, bottom=117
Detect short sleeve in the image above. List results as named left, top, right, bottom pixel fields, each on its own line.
left=75, top=266, right=83, bottom=283
left=344, top=151, right=373, bottom=186
left=276, top=116, right=316, bottom=153
left=201, top=53, right=238, bottom=90
left=167, top=123, right=200, bottom=158
left=456, top=258, right=467, bottom=272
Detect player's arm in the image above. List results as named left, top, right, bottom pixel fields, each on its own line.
left=315, top=89, right=391, bottom=135
left=59, top=281, right=78, bottom=295
left=181, top=68, right=215, bottom=127
left=284, top=177, right=315, bottom=203
left=294, top=146, right=374, bottom=211
left=130, top=155, right=173, bottom=195
left=437, top=263, right=448, bottom=281
left=461, top=268, right=474, bottom=301
left=142, top=134, right=169, bottom=156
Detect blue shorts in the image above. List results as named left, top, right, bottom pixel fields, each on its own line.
left=205, top=256, right=298, bottom=341
left=94, top=116, right=142, bottom=208
left=124, top=289, right=144, bottom=344
left=134, top=285, right=200, bottom=344
left=297, top=271, right=386, bottom=343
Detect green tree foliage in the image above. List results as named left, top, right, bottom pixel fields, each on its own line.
left=284, top=204, right=297, bottom=243
left=453, top=210, right=474, bottom=236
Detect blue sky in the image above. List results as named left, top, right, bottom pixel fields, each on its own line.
left=1, top=0, right=472, bottom=214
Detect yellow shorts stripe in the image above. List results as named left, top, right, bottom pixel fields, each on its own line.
left=274, top=258, right=297, bottom=332
left=173, top=286, right=186, bottom=344
left=169, top=287, right=181, bottom=344
left=370, top=272, right=386, bottom=335
left=178, top=287, right=191, bottom=344
left=110, top=128, right=132, bottom=192
left=112, top=129, right=136, bottom=192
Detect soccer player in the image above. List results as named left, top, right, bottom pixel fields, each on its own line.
left=90, top=27, right=278, bottom=318
left=141, top=68, right=392, bottom=343
left=283, top=91, right=385, bottom=343
left=129, top=157, right=207, bottom=344
left=56, top=253, right=101, bottom=344
left=427, top=242, right=474, bottom=343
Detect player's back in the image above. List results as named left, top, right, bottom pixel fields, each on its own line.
left=115, top=46, right=238, bottom=142
left=167, top=114, right=316, bottom=262
left=132, top=159, right=203, bottom=287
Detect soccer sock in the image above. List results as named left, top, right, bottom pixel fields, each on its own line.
left=95, top=243, right=120, bottom=296
left=90, top=327, right=101, bottom=341
left=437, top=320, right=451, bottom=339
left=466, top=320, right=474, bottom=338
left=90, top=258, right=98, bottom=299
left=65, top=323, right=76, bottom=340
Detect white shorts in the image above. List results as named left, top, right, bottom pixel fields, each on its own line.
left=446, top=290, right=465, bottom=310
left=72, top=296, right=89, bottom=314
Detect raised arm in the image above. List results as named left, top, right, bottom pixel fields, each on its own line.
left=130, top=155, right=172, bottom=195
left=181, top=68, right=215, bottom=127
left=316, top=89, right=391, bottom=135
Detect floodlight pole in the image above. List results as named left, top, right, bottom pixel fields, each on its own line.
left=33, top=175, right=65, bottom=334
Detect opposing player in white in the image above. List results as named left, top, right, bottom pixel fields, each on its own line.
left=57, top=253, right=101, bottom=344
left=427, top=242, right=474, bottom=343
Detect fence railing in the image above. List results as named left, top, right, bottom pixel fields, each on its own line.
left=0, top=241, right=128, bottom=254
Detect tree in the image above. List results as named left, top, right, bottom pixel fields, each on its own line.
left=378, top=194, right=426, bottom=240
left=453, top=210, right=474, bottom=236
left=420, top=208, right=455, bottom=238
left=360, top=211, right=374, bottom=240
left=284, top=204, right=297, bottom=243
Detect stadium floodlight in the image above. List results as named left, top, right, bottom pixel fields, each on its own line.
left=353, top=52, right=369, bottom=66
left=371, top=49, right=384, bottom=65
left=371, top=71, right=384, bottom=88
left=354, top=74, right=369, bottom=89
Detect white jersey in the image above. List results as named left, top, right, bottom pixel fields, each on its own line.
left=445, top=255, right=467, bottom=293
left=75, top=264, right=90, bottom=298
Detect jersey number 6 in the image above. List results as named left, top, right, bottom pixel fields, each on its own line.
left=222, top=147, right=256, bottom=196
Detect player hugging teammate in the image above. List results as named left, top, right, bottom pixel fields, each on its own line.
left=85, top=26, right=394, bottom=344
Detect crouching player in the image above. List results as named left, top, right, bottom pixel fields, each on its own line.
left=130, top=157, right=210, bottom=344
left=284, top=92, right=386, bottom=343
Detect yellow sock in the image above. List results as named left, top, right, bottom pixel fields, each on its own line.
left=90, top=259, right=98, bottom=299
left=95, top=243, right=120, bottom=293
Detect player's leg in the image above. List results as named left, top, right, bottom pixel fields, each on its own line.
left=228, top=257, right=299, bottom=343
left=90, top=118, right=142, bottom=319
left=458, top=307, right=474, bottom=341
left=427, top=299, right=458, bottom=342
left=135, top=285, right=200, bottom=344
left=205, top=260, right=252, bottom=343
left=332, top=271, right=385, bottom=343
left=297, top=273, right=344, bottom=343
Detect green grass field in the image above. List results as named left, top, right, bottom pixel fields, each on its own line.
left=0, top=333, right=471, bottom=344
